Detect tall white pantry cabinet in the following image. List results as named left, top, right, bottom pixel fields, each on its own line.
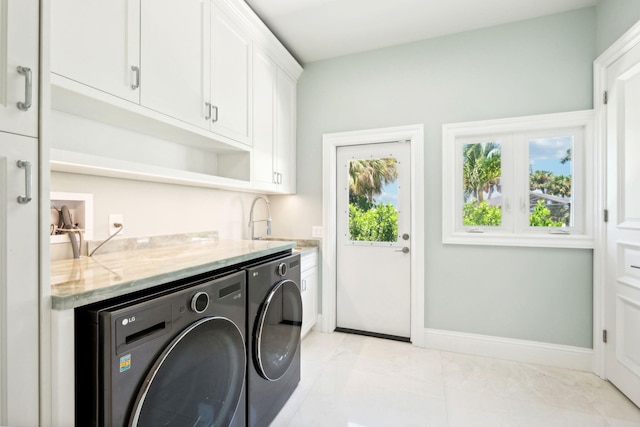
left=0, top=0, right=40, bottom=425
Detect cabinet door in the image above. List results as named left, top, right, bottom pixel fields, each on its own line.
left=51, top=0, right=140, bottom=103
left=141, top=0, right=210, bottom=129
left=301, top=265, right=318, bottom=338
left=210, top=3, right=251, bottom=145
left=0, top=132, right=39, bottom=425
left=0, top=0, right=38, bottom=137
left=252, top=48, right=276, bottom=187
left=275, top=69, right=296, bottom=193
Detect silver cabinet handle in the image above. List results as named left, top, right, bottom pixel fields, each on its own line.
left=211, top=105, right=218, bottom=123
left=16, top=66, right=32, bottom=111
left=205, top=102, right=212, bottom=120
left=131, top=66, right=140, bottom=90
left=395, top=247, right=409, bottom=254
left=273, top=171, right=278, bottom=184
left=17, top=160, right=32, bottom=204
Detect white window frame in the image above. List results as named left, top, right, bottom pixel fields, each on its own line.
left=442, top=110, right=595, bottom=249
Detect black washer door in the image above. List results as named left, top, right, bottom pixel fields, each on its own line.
left=129, top=317, right=245, bottom=427
left=255, top=279, right=302, bottom=381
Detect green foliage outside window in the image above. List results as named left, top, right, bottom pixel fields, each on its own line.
left=463, top=201, right=502, bottom=226
left=529, top=200, right=563, bottom=227
left=349, top=203, right=398, bottom=242
left=348, top=158, right=399, bottom=242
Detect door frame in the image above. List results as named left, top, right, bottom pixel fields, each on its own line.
left=321, top=124, right=425, bottom=347
left=593, top=19, right=640, bottom=378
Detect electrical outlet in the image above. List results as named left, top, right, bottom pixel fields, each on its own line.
left=109, top=214, right=124, bottom=236
left=311, top=225, right=323, bottom=238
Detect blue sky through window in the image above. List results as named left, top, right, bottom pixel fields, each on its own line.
left=529, top=136, right=572, bottom=176
left=374, top=180, right=399, bottom=207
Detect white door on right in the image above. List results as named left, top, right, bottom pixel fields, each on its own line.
left=605, top=38, right=640, bottom=408
left=336, top=141, right=411, bottom=339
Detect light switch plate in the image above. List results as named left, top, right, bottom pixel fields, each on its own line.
left=312, top=225, right=323, bottom=238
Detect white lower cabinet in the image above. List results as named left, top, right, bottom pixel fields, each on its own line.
left=0, top=132, right=39, bottom=426
left=300, top=248, right=319, bottom=338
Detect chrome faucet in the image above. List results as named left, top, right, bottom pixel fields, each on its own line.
left=248, top=196, right=272, bottom=240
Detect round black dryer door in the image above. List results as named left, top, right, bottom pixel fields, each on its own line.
left=129, top=317, right=246, bottom=427
left=254, top=279, right=302, bottom=381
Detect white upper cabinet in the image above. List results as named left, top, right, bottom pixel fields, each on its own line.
left=0, top=0, right=39, bottom=137
left=140, top=0, right=251, bottom=145
left=51, top=0, right=140, bottom=103
left=251, top=47, right=297, bottom=193
left=275, top=68, right=296, bottom=193
left=140, top=0, right=208, bottom=129
left=209, top=2, right=251, bottom=145
left=252, top=48, right=277, bottom=188
left=48, top=0, right=302, bottom=193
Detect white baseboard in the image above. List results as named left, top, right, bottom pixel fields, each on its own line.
left=313, top=314, right=324, bottom=332
left=423, top=328, right=594, bottom=372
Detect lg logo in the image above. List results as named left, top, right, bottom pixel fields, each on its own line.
left=121, top=316, right=136, bottom=326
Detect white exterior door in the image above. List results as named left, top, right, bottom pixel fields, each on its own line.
left=604, top=38, right=640, bottom=407
left=336, top=141, right=411, bottom=338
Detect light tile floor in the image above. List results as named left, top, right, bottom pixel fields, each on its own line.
left=271, top=331, right=640, bottom=427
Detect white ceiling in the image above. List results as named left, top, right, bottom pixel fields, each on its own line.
left=244, top=0, right=598, bottom=64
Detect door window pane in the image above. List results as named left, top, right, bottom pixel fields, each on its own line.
left=529, top=136, right=573, bottom=227
left=348, top=158, right=398, bottom=242
left=462, top=142, right=502, bottom=226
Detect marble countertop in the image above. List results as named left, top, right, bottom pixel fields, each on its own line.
left=50, top=238, right=296, bottom=310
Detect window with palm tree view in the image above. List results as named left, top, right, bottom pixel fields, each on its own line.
left=463, top=141, right=503, bottom=226
left=348, top=158, right=398, bottom=242
left=528, top=136, right=573, bottom=227
left=443, top=110, right=593, bottom=248
left=462, top=137, right=574, bottom=228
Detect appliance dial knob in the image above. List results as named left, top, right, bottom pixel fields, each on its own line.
left=277, top=262, right=288, bottom=277
left=191, top=291, right=210, bottom=313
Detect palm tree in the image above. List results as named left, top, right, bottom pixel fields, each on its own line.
left=530, top=170, right=553, bottom=194
left=348, top=158, right=398, bottom=204
left=462, top=142, right=501, bottom=204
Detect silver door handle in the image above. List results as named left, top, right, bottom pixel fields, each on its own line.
left=17, top=160, right=32, bottom=204
left=131, top=66, right=140, bottom=90
left=395, top=247, right=409, bottom=254
left=16, top=66, right=32, bottom=111
left=205, top=102, right=212, bottom=120
left=211, top=105, right=218, bottom=123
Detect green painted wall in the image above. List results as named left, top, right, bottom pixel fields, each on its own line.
left=597, top=0, right=640, bottom=54
left=274, top=7, right=597, bottom=348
